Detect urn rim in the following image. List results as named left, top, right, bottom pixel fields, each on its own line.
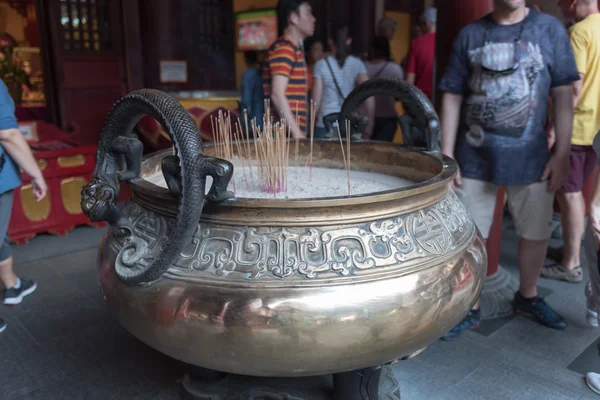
left=129, top=140, right=457, bottom=209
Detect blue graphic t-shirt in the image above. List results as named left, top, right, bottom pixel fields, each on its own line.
left=0, top=79, right=22, bottom=194
left=439, top=10, right=580, bottom=186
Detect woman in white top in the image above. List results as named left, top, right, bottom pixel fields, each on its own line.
left=311, top=26, right=374, bottom=138
left=364, top=36, right=405, bottom=142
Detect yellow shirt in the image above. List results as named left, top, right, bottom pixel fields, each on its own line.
left=569, top=14, right=600, bottom=146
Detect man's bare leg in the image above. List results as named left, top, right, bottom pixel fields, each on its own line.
left=514, top=237, right=568, bottom=330
left=556, top=191, right=585, bottom=270
left=518, top=238, right=548, bottom=298
left=541, top=191, right=585, bottom=283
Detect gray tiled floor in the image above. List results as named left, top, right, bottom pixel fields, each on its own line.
left=3, top=220, right=600, bottom=399
left=394, top=220, right=600, bottom=400
left=3, top=228, right=181, bottom=399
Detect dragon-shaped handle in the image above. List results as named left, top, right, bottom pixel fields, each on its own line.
left=338, top=77, right=441, bottom=153
left=80, top=89, right=233, bottom=286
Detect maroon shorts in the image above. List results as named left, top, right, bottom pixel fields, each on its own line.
left=562, top=145, right=597, bottom=193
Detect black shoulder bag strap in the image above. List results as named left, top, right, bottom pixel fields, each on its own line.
left=325, top=58, right=345, bottom=101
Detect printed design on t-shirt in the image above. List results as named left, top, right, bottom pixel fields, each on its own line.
left=464, top=40, right=544, bottom=145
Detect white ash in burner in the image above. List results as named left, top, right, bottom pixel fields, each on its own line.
left=144, top=163, right=414, bottom=200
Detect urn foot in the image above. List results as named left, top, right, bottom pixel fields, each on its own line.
left=333, top=366, right=401, bottom=400
left=177, top=365, right=400, bottom=400
left=479, top=264, right=519, bottom=320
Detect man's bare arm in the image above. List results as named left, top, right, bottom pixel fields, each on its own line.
left=440, top=92, right=464, bottom=187
left=271, top=75, right=305, bottom=138
left=312, top=77, right=323, bottom=120
left=440, top=93, right=463, bottom=157
left=406, top=73, right=416, bottom=85
left=550, top=84, right=574, bottom=158
left=541, top=84, right=574, bottom=192
left=546, top=73, right=583, bottom=148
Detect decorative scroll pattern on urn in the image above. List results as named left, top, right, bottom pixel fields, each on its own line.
left=113, top=192, right=474, bottom=281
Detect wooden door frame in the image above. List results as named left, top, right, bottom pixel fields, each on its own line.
left=121, top=0, right=143, bottom=91
left=37, top=0, right=128, bottom=135
left=36, top=0, right=60, bottom=127
left=0, top=0, right=62, bottom=127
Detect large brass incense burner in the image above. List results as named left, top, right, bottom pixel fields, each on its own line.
left=82, top=79, right=486, bottom=398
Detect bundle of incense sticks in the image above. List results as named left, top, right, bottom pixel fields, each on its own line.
left=213, top=109, right=292, bottom=197
left=211, top=100, right=346, bottom=197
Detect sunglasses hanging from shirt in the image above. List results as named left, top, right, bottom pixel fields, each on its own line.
left=480, top=21, right=526, bottom=76
left=465, top=20, right=530, bottom=147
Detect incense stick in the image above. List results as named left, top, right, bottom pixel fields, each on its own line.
left=336, top=124, right=349, bottom=197
left=309, top=99, right=315, bottom=181
left=236, top=119, right=252, bottom=188
left=285, top=121, right=291, bottom=191
left=233, top=123, right=249, bottom=189
left=252, top=119, right=261, bottom=187
left=211, top=116, right=218, bottom=160
left=346, top=119, right=351, bottom=196
left=225, top=112, right=236, bottom=194
left=295, top=100, right=299, bottom=137
left=243, top=110, right=253, bottom=181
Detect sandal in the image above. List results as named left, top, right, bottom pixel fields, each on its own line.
left=541, top=263, right=583, bottom=283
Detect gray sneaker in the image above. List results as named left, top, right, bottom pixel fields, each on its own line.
left=586, top=282, right=599, bottom=328
left=4, top=278, right=37, bottom=305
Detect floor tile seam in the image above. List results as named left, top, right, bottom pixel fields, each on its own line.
left=13, top=317, right=71, bottom=381
left=450, top=363, right=584, bottom=400
left=14, top=245, right=99, bottom=268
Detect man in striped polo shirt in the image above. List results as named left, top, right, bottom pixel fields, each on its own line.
left=262, top=0, right=315, bottom=139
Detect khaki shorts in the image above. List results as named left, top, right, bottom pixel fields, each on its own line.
left=454, top=178, right=554, bottom=241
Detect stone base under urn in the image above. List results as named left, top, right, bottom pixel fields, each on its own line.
left=178, top=365, right=401, bottom=400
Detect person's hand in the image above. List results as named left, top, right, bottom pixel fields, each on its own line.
left=443, top=151, right=462, bottom=190
left=547, top=126, right=556, bottom=149
left=31, top=175, right=48, bottom=201
left=541, top=153, right=570, bottom=192
left=452, top=167, right=463, bottom=190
